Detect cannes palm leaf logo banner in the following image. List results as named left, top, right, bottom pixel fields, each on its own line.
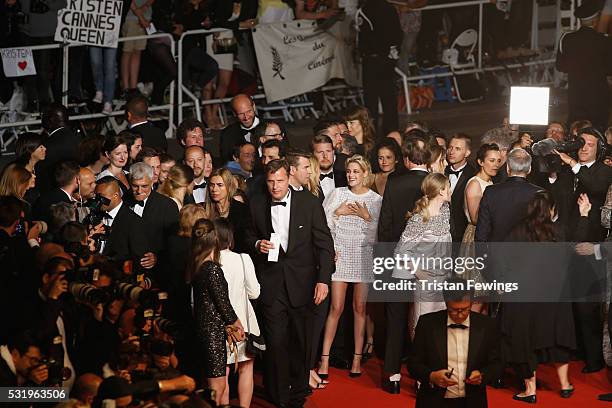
left=252, top=19, right=361, bottom=102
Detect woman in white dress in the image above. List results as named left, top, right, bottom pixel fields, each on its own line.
left=214, top=218, right=260, bottom=408
left=460, top=143, right=501, bottom=311
left=393, top=173, right=452, bottom=336
left=318, top=155, right=382, bottom=378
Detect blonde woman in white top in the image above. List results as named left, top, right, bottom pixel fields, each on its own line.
left=214, top=218, right=260, bottom=408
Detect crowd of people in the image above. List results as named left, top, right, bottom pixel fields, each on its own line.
left=0, top=86, right=611, bottom=408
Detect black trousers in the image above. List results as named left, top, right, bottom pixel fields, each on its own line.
left=362, top=56, right=398, bottom=136
left=261, top=283, right=311, bottom=407
left=307, top=296, right=329, bottom=368
left=384, top=301, right=411, bottom=374
left=573, top=302, right=605, bottom=369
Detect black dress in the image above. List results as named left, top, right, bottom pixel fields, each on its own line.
left=500, top=225, right=576, bottom=379
left=191, top=260, right=238, bottom=378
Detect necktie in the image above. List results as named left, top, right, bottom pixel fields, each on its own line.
left=270, top=201, right=287, bottom=207
left=448, top=323, right=468, bottom=330
left=193, top=181, right=207, bottom=191
left=447, top=168, right=463, bottom=177
left=320, top=173, right=334, bottom=181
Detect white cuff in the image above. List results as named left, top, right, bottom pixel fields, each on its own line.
left=28, top=238, right=40, bottom=248
left=594, top=244, right=602, bottom=261
left=571, top=163, right=581, bottom=174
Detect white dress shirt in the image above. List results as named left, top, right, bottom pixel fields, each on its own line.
left=320, top=170, right=335, bottom=198
left=100, top=202, right=123, bottom=253
left=271, top=190, right=291, bottom=252
left=192, top=179, right=207, bottom=204
left=448, top=162, right=467, bottom=194
left=132, top=196, right=149, bottom=217
left=241, top=116, right=260, bottom=143
left=445, top=315, right=470, bottom=399
left=571, top=159, right=596, bottom=174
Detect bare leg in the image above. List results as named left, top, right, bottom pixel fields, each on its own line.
left=364, top=309, right=374, bottom=357
left=129, top=51, right=142, bottom=90
left=120, top=52, right=131, bottom=91
left=237, top=359, right=254, bottom=407
left=556, top=363, right=572, bottom=390
left=516, top=372, right=536, bottom=397
left=319, top=281, right=348, bottom=376
left=220, top=366, right=230, bottom=406
left=351, top=283, right=368, bottom=374
left=207, top=376, right=227, bottom=406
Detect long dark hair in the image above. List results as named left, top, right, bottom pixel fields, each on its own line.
left=186, top=218, right=219, bottom=283
left=515, top=190, right=557, bottom=242
left=15, top=132, right=44, bottom=165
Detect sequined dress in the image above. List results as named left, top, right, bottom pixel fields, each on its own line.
left=192, top=260, right=238, bottom=378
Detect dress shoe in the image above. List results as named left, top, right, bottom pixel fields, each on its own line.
left=598, top=393, right=612, bottom=401
left=512, top=394, right=536, bottom=404
left=383, top=380, right=400, bottom=394
left=559, top=385, right=574, bottom=398
left=582, top=364, right=604, bottom=374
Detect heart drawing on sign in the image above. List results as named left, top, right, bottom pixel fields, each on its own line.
left=18, top=61, right=27, bottom=70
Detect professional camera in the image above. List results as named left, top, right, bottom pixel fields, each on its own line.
left=68, top=282, right=113, bottom=305
left=81, top=194, right=111, bottom=228
left=531, top=137, right=586, bottom=173
left=154, top=316, right=182, bottom=339
left=38, top=358, right=64, bottom=386
left=115, top=282, right=159, bottom=308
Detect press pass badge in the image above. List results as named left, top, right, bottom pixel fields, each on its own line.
left=268, top=233, right=280, bottom=262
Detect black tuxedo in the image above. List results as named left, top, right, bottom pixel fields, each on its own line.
left=378, top=168, right=428, bottom=375
left=220, top=119, right=259, bottom=163
left=227, top=198, right=253, bottom=254
left=33, top=188, right=74, bottom=223
left=246, top=174, right=266, bottom=201
left=408, top=310, right=503, bottom=408
left=378, top=169, right=428, bottom=243
left=128, top=191, right=179, bottom=254
left=445, top=162, right=478, bottom=242
left=333, top=153, right=349, bottom=187
left=475, top=176, right=541, bottom=242
left=36, top=127, right=80, bottom=192
left=247, top=189, right=334, bottom=407
left=130, top=121, right=168, bottom=152
left=102, top=202, right=150, bottom=263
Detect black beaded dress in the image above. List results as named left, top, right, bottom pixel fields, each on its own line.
left=192, top=260, right=238, bottom=378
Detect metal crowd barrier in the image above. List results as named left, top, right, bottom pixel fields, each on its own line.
left=0, top=0, right=564, bottom=135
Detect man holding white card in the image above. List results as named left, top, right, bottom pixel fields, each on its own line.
left=247, top=159, right=335, bottom=408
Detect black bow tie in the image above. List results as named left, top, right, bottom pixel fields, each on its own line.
left=447, top=168, right=463, bottom=177
left=103, top=213, right=113, bottom=220
left=270, top=201, right=287, bottom=207
left=133, top=200, right=145, bottom=207
left=193, top=182, right=207, bottom=191
left=448, top=323, right=468, bottom=330
left=320, top=172, right=334, bottom=181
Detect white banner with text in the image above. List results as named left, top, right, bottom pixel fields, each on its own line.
left=55, top=0, right=123, bottom=48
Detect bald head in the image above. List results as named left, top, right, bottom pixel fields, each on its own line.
left=78, top=168, right=96, bottom=200
left=231, top=94, right=256, bottom=128
left=72, top=373, right=103, bottom=405
left=95, top=178, right=122, bottom=211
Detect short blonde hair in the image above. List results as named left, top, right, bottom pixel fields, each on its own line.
left=178, top=204, right=208, bottom=237
left=345, top=154, right=374, bottom=189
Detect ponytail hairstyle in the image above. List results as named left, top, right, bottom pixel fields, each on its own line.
left=406, top=173, right=449, bottom=222
left=186, top=218, right=219, bottom=283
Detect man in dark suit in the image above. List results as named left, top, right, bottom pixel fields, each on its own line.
left=94, top=177, right=152, bottom=270
left=475, top=148, right=541, bottom=243
left=310, top=134, right=348, bottom=199
left=445, top=134, right=476, bottom=243
left=555, top=128, right=612, bottom=373
left=220, top=94, right=261, bottom=163
left=36, top=104, right=80, bottom=192
left=556, top=2, right=612, bottom=129
left=127, top=162, right=179, bottom=288
left=378, top=136, right=430, bottom=393
left=126, top=95, right=168, bottom=152
left=408, top=277, right=502, bottom=408
left=34, top=161, right=79, bottom=223
left=0, top=333, right=47, bottom=387
left=247, top=159, right=334, bottom=407
left=184, top=146, right=213, bottom=205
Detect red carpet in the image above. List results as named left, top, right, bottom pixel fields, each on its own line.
left=249, top=359, right=611, bottom=407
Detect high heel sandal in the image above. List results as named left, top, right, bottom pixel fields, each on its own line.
left=349, top=353, right=362, bottom=378
left=362, top=342, right=374, bottom=362
left=318, top=354, right=329, bottom=380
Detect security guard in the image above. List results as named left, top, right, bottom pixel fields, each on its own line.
left=556, top=1, right=612, bottom=130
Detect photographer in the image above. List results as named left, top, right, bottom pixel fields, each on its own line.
left=0, top=332, right=48, bottom=387
left=0, top=195, right=44, bottom=343
left=93, top=177, right=153, bottom=271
